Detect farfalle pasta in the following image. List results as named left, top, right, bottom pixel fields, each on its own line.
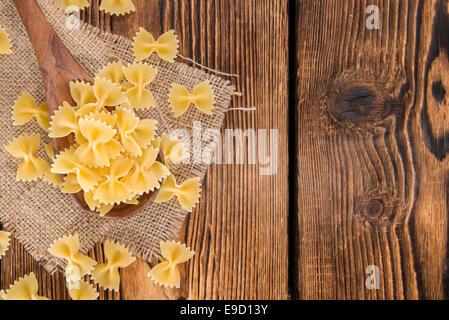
left=57, top=0, right=89, bottom=11
left=169, top=81, right=215, bottom=118
left=49, top=102, right=81, bottom=140
left=122, top=63, right=157, bottom=109
left=68, top=280, right=99, bottom=300
left=160, top=134, right=187, bottom=166
left=69, top=80, right=96, bottom=108
left=48, top=234, right=97, bottom=289
left=2, top=273, right=49, bottom=300
left=5, top=134, right=50, bottom=182
left=147, top=241, right=194, bottom=288
left=0, top=26, right=12, bottom=54
left=12, top=92, right=50, bottom=131
left=122, top=146, right=170, bottom=196
left=91, top=241, right=136, bottom=291
left=97, top=61, right=124, bottom=84
left=100, top=0, right=136, bottom=16
left=94, top=157, right=133, bottom=204
left=155, top=175, right=201, bottom=212
left=0, top=230, right=11, bottom=258
left=133, top=28, right=179, bottom=63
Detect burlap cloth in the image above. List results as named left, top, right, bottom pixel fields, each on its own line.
left=0, top=0, right=234, bottom=273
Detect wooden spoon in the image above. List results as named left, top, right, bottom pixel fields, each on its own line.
left=13, top=0, right=161, bottom=219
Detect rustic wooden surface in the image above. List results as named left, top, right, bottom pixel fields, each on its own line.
left=3, top=0, right=449, bottom=301
left=0, top=0, right=289, bottom=300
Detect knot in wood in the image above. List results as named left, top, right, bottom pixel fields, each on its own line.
left=335, top=86, right=385, bottom=124
left=361, top=199, right=384, bottom=220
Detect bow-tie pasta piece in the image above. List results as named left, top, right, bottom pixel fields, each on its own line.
left=48, top=234, right=97, bottom=290
left=0, top=231, right=11, bottom=258
left=2, top=273, right=49, bottom=300
left=5, top=134, right=50, bottom=181
left=69, top=81, right=97, bottom=108
left=56, top=0, right=89, bottom=11
left=86, top=111, right=118, bottom=129
left=100, top=0, right=135, bottom=16
left=97, top=61, right=124, bottom=84
left=49, top=102, right=83, bottom=142
left=91, top=241, right=136, bottom=291
left=169, top=81, right=215, bottom=118
left=122, top=63, right=157, bottom=109
left=77, top=78, right=126, bottom=117
left=61, top=173, right=82, bottom=194
left=123, top=146, right=170, bottom=195
left=160, top=135, right=187, bottom=166
left=12, top=92, right=50, bottom=131
left=147, top=241, right=194, bottom=288
left=51, top=146, right=102, bottom=192
left=94, top=157, right=134, bottom=204
left=74, top=118, right=124, bottom=168
left=155, top=175, right=201, bottom=212
left=69, top=280, right=99, bottom=300
left=0, top=26, right=12, bottom=54
left=115, top=107, right=157, bottom=156
left=133, top=28, right=179, bottom=63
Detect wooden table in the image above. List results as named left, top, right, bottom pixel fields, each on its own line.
left=1, top=0, right=448, bottom=300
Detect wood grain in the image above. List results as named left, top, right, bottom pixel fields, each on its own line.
left=1, top=0, right=289, bottom=300
left=295, top=0, right=449, bottom=300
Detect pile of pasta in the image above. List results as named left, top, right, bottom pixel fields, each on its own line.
left=0, top=233, right=195, bottom=300
left=4, top=26, right=217, bottom=216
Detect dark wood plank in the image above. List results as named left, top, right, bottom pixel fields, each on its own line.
left=295, top=0, right=448, bottom=300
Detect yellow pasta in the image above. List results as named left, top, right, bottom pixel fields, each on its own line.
left=122, top=63, right=157, bottom=109
left=100, top=0, right=136, bottom=16
left=0, top=26, right=12, bottom=54
left=91, top=241, right=136, bottom=291
left=84, top=190, right=114, bottom=216
left=51, top=146, right=102, bottom=192
left=123, top=146, right=170, bottom=196
left=155, top=175, right=201, bottom=212
left=115, top=107, right=157, bottom=156
left=12, top=92, right=50, bottom=131
left=69, top=80, right=96, bottom=108
left=94, top=157, right=133, bottom=204
left=77, top=78, right=126, bottom=117
left=69, top=280, right=99, bottom=300
left=42, top=142, right=63, bottom=187
left=133, top=28, right=178, bottom=63
left=147, top=241, right=194, bottom=288
left=5, top=134, right=50, bottom=182
left=1, top=273, right=49, bottom=300
left=169, top=81, right=215, bottom=118
left=48, top=234, right=97, bottom=290
left=49, top=102, right=80, bottom=139
left=160, top=134, right=187, bottom=166
left=0, top=231, right=11, bottom=258
left=61, top=172, right=82, bottom=194
left=97, top=61, right=124, bottom=84
left=74, top=118, right=124, bottom=168
left=56, top=0, right=89, bottom=11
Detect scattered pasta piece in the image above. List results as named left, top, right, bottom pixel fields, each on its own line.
left=48, top=234, right=97, bottom=290
left=74, top=118, right=124, bottom=168
left=69, top=81, right=96, bottom=108
left=51, top=146, right=102, bottom=192
left=100, top=0, right=136, bottom=16
left=0, top=231, right=11, bottom=258
left=2, top=273, right=49, bottom=300
left=122, top=63, right=157, bottom=109
left=0, top=26, right=12, bottom=54
left=133, top=28, right=178, bottom=63
left=147, top=241, right=194, bottom=288
left=97, top=61, right=124, bottom=84
left=169, top=81, right=215, bottom=118
left=155, top=175, right=201, bottom=212
left=91, top=241, right=136, bottom=291
left=68, top=280, right=99, bottom=300
left=94, top=157, right=133, bottom=204
left=123, top=146, right=170, bottom=196
left=12, top=92, right=50, bottom=131
left=160, top=135, right=187, bottom=166
left=5, top=134, right=50, bottom=182
left=56, top=0, right=89, bottom=11
left=115, top=107, right=157, bottom=156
